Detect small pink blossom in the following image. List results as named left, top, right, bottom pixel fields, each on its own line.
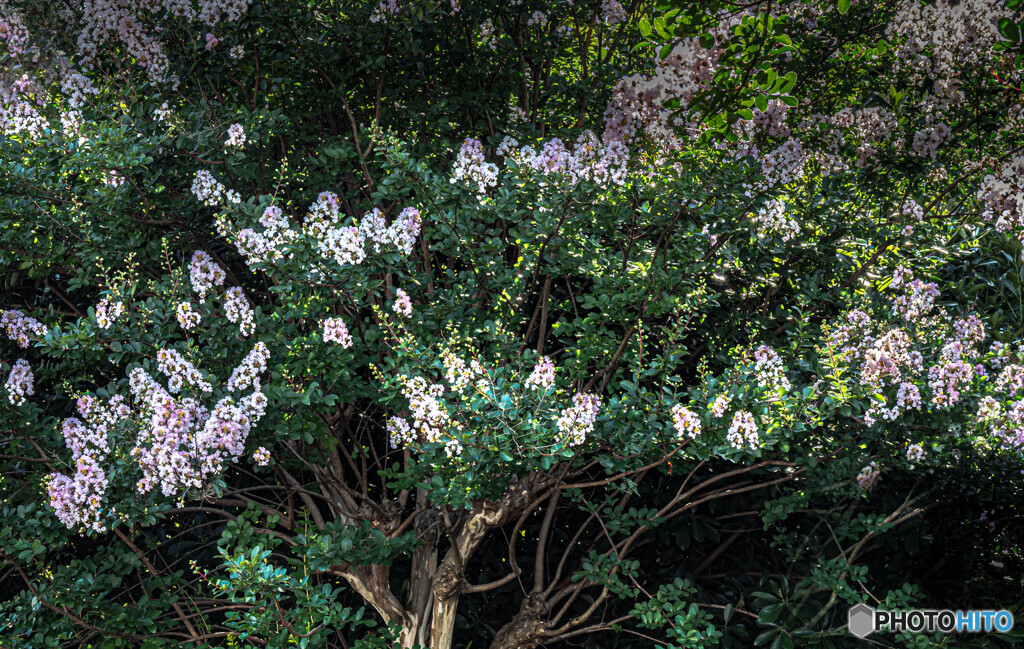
left=393, top=288, right=412, bottom=317
left=323, top=317, right=353, bottom=347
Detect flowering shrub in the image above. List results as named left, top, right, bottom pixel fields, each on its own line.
left=2, top=1, right=1024, bottom=649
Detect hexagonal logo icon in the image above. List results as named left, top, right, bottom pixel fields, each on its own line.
left=848, top=603, right=876, bottom=639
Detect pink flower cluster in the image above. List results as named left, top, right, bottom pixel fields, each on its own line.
left=369, top=0, right=401, bottom=23
left=601, top=0, right=626, bottom=25
left=75, top=0, right=252, bottom=81
left=46, top=394, right=130, bottom=533
left=129, top=367, right=267, bottom=498
left=5, top=358, right=34, bottom=406
left=524, top=356, right=555, bottom=391
left=604, top=15, right=737, bottom=150
left=726, top=410, right=758, bottom=450
left=860, top=329, right=912, bottom=387
left=995, top=364, right=1024, bottom=398
left=252, top=446, right=270, bottom=466
left=670, top=404, right=701, bottom=439
left=856, top=461, right=880, bottom=490
left=1, top=309, right=47, bottom=347
left=891, top=275, right=940, bottom=320
left=556, top=393, right=601, bottom=446
left=392, top=288, right=412, bottom=317
left=323, top=318, right=353, bottom=348
left=0, top=2, right=30, bottom=54
left=223, top=287, right=254, bottom=336
left=189, top=250, right=226, bottom=302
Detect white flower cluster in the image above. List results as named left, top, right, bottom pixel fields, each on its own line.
left=442, top=350, right=485, bottom=392
left=304, top=191, right=367, bottom=267
left=225, top=122, right=246, bottom=147
left=189, top=250, right=226, bottom=302
left=191, top=170, right=225, bottom=206
left=5, top=359, right=34, bottom=406
left=726, top=410, right=759, bottom=450
left=670, top=404, right=701, bottom=439
left=234, top=205, right=299, bottom=266
left=0, top=75, right=46, bottom=138
left=752, top=199, right=800, bottom=242
left=978, top=154, right=1024, bottom=248
left=358, top=207, right=422, bottom=255
left=154, top=101, right=171, bottom=121
left=61, top=72, right=99, bottom=109
left=524, top=356, right=556, bottom=391
left=757, top=138, right=808, bottom=189
left=95, top=298, right=125, bottom=329
left=451, top=138, right=499, bottom=193
left=750, top=99, right=790, bottom=138
left=752, top=345, right=791, bottom=392
left=176, top=301, right=201, bottom=330
left=223, top=287, right=254, bottom=336
left=226, top=342, right=268, bottom=392
left=911, top=123, right=951, bottom=159
left=157, top=348, right=213, bottom=393
left=499, top=131, right=630, bottom=187
left=710, top=394, right=731, bottom=418
left=527, top=11, right=547, bottom=27
left=556, top=393, right=601, bottom=446
left=229, top=44, right=244, bottom=60
left=402, top=377, right=450, bottom=444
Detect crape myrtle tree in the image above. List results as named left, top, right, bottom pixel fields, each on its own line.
left=2, top=0, right=1024, bottom=647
